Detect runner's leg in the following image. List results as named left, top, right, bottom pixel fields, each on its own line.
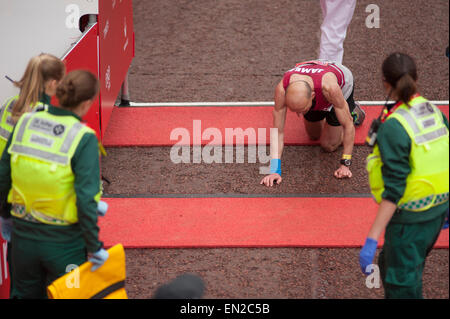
left=320, top=123, right=343, bottom=152
left=303, top=119, right=324, bottom=141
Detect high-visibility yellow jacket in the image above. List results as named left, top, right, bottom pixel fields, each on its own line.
left=47, top=244, right=128, bottom=299
left=0, top=96, right=18, bottom=155
left=0, top=95, right=48, bottom=155
left=367, top=96, right=449, bottom=211
left=7, top=110, right=100, bottom=225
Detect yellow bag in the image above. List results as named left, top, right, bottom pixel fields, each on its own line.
left=47, top=244, right=128, bottom=299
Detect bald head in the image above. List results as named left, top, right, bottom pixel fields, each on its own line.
left=285, top=80, right=313, bottom=113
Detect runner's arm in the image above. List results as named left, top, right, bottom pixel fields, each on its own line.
left=273, top=81, right=287, bottom=159
left=323, top=82, right=355, bottom=157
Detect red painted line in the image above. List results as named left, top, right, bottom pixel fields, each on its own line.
left=102, top=105, right=449, bottom=147
left=98, top=197, right=449, bottom=248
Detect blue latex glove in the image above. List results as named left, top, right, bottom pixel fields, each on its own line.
left=0, top=217, right=13, bottom=242
left=443, top=208, right=449, bottom=230
left=89, top=248, right=109, bottom=271
left=97, top=200, right=108, bottom=217
left=359, top=238, right=378, bottom=275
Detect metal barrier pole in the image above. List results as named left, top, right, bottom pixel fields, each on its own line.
left=117, top=71, right=130, bottom=106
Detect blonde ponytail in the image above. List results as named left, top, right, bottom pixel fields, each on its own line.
left=11, top=53, right=65, bottom=123
left=12, top=56, right=44, bottom=122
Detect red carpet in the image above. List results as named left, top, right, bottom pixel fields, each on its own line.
left=98, top=197, right=449, bottom=248
left=102, top=105, right=449, bottom=147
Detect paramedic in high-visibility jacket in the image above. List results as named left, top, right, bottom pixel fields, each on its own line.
left=0, top=70, right=108, bottom=299
left=0, top=53, right=66, bottom=296
left=359, top=53, right=449, bottom=299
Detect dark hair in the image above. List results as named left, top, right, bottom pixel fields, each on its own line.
left=382, top=53, right=418, bottom=106
left=56, top=70, right=99, bottom=109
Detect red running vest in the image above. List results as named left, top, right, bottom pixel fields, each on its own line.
left=282, top=60, right=347, bottom=111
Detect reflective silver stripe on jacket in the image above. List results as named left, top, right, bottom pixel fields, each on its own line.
left=0, top=102, right=6, bottom=119
left=0, top=97, right=17, bottom=140
left=395, top=104, right=448, bottom=144
left=0, top=126, right=10, bottom=140
left=59, top=122, right=84, bottom=153
left=15, top=113, right=33, bottom=143
left=395, top=108, right=421, bottom=134
left=10, top=144, right=69, bottom=165
left=415, top=127, right=448, bottom=144
left=0, top=96, right=17, bottom=117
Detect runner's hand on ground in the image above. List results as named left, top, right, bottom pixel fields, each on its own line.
left=260, top=173, right=282, bottom=187
left=334, top=165, right=352, bottom=179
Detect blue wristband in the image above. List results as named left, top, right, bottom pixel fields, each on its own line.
left=270, top=159, right=281, bottom=175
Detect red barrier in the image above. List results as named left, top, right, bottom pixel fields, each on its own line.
left=98, top=0, right=134, bottom=140
left=52, top=3, right=134, bottom=140
left=52, top=24, right=101, bottom=137
left=0, top=236, right=10, bottom=299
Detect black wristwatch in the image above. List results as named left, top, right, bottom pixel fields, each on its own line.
left=340, top=158, right=352, bottom=167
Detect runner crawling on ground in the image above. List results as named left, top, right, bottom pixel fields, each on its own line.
left=260, top=59, right=365, bottom=187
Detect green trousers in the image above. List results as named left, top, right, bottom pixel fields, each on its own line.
left=378, top=212, right=447, bottom=299
left=10, top=233, right=87, bottom=299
